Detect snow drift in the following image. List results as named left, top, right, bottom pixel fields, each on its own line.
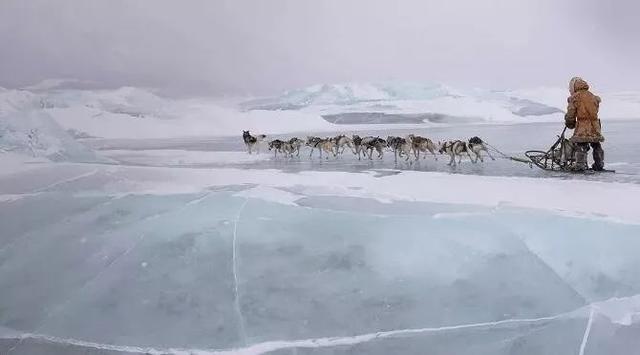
left=0, top=88, right=101, bottom=162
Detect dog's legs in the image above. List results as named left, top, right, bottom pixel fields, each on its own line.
left=465, top=150, right=474, bottom=164
left=428, top=147, right=437, bottom=160
left=485, top=148, right=495, bottom=160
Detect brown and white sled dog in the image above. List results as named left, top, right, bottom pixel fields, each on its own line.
left=242, top=130, right=266, bottom=154
left=438, top=140, right=474, bottom=166
left=306, top=136, right=336, bottom=159
left=407, top=134, right=438, bottom=160
left=331, top=135, right=355, bottom=156
left=362, top=136, right=387, bottom=160
left=467, top=136, right=495, bottom=162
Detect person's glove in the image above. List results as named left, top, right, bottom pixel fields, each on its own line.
left=565, top=117, right=576, bottom=129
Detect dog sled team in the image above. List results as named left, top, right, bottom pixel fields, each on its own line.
left=244, top=77, right=606, bottom=171
left=243, top=130, right=495, bottom=166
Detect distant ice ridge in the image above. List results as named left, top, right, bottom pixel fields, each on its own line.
left=243, top=82, right=640, bottom=124
left=2, top=81, right=638, bottom=141
left=0, top=84, right=335, bottom=139
left=243, top=82, right=563, bottom=118
left=0, top=88, right=101, bottom=162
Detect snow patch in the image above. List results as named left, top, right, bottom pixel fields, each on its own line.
left=93, top=167, right=640, bottom=224
left=592, top=295, right=640, bottom=326
left=234, top=186, right=302, bottom=206
left=102, top=150, right=270, bottom=166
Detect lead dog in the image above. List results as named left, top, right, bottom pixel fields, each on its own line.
left=242, top=130, right=266, bottom=154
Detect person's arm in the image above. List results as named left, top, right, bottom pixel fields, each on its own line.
left=565, top=96, right=577, bottom=129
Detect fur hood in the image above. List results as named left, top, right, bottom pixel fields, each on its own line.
left=569, top=77, right=589, bottom=95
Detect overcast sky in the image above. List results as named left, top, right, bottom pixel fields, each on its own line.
left=1, top=0, right=638, bottom=95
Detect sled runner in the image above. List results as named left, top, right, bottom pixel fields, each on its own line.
left=523, top=127, right=614, bottom=173
left=486, top=127, right=615, bottom=174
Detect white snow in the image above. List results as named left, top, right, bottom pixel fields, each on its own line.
left=81, top=166, right=640, bottom=224
left=101, top=150, right=270, bottom=166
left=591, top=295, right=640, bottom=326
left=234, top=186, right=302, bottom=206
left=0, top=152, right=49, bottom=177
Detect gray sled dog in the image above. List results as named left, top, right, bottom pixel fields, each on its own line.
left=362, top=137, right=387, bottom=160
left=268, top=139, right=286, bottom=157
left=288, top=137, right=303, bottom=157
left=352, top=135, right=365, bottom=160
left=387, top=136, right=413, bottom=162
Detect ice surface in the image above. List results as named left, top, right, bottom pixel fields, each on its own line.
left=2, top=121, right=640, bottom=354
left=1, top=184, right=639, bottom=354
left=1, top=99, right=639, bottom=354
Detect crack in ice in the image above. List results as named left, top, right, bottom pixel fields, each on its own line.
left=579, top=306, right=595, bottom=355
left=33, top=169, right=99, bottom=193
left=0, top=310, right=578, bottom=355
left=232, top=198, right=250, bottom=345
left=6, top=192, right=212, bottom=354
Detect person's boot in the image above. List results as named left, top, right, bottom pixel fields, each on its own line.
left=592, top=143, right=605, bottom=171
left=573, top=144, right=588, bottom=171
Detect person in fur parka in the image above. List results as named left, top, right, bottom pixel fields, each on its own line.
left=564, top=77, right=605, bottom=171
